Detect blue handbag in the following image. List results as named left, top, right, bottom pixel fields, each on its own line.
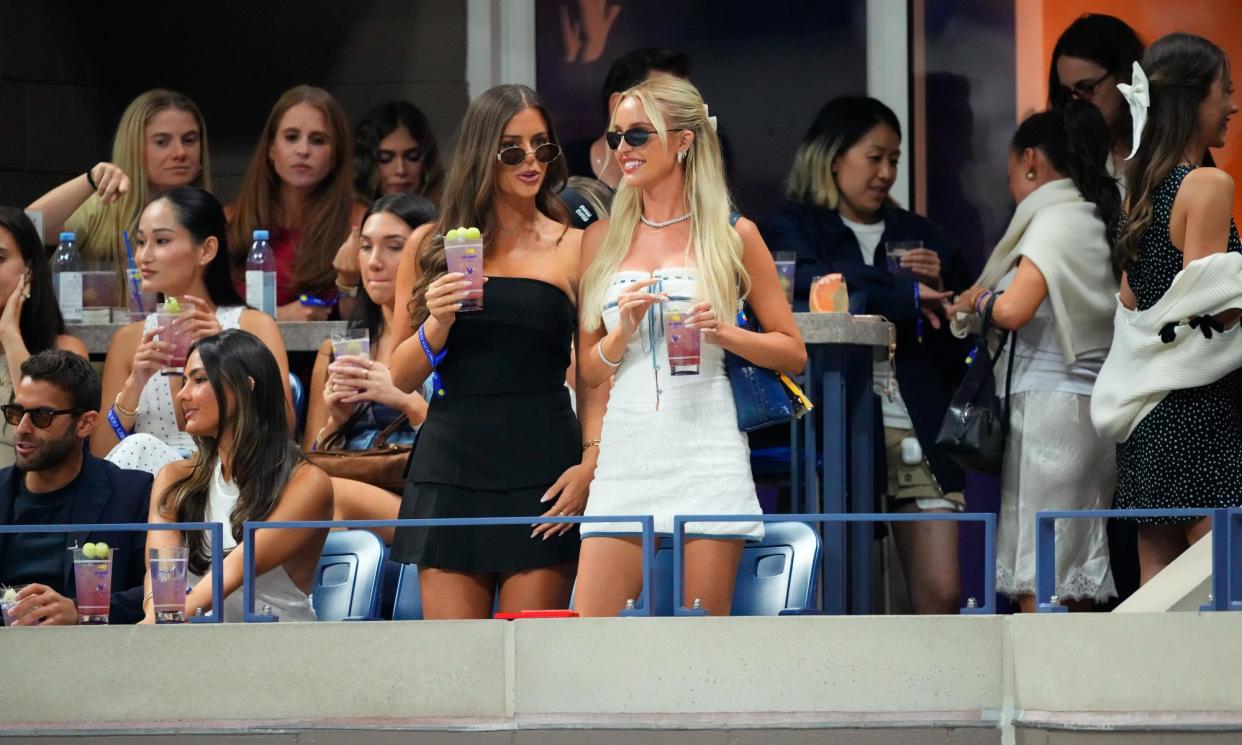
left=725, top=306, right=812, bottom=432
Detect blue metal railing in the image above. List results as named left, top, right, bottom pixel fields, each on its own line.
left=0, top=522, right=225, bottom=623
left=671, top=512, right=998, bottom=616
left=1226, top=508, right=1242, bottom=610
left=240, top=515, right=656, bottom=622
left=1034, top=508, right=1231, bottom=613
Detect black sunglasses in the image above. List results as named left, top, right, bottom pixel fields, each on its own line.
left=1064, top=71, right=1112, bottom=101
left=496, top=143, right=562, bottom=167
left=1, top=404, right=87, bottom=429
left=605, top=127, right=686, bottom=150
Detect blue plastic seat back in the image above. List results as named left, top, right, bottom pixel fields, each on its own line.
left=392, top=562, right=423, bottom=621
left=312, top=530, right=385, bottom=621
left=650, top=521, right=820, bottom=616
left=289, top=372, right=307, bottom=438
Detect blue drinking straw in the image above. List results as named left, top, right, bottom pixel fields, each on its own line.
left=122, top=230, right=144, bottom=314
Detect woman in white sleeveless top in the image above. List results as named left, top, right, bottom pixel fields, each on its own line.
left=575, top=78, right=806, bottom=617
left=142, top=329, right=332, bottom=622
left=92, top=187, right=293, bottom=474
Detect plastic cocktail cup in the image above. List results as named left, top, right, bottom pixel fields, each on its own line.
left=664, top=305, right=701, bottom=375
left=156, top=302, right=191, bottom=376
left=809, top=274, right=849, bottom=313
left=330, top=328, right=371, bottom=360
left=773, top=251, right=796, bottom=305
left=885, top=240, right=922, bottom=278
left=445, top=242, right=485, bottom=311
left=149, top=546, right=189, bottom=624
left=71, top=547, right=114, bottom=625
left=1, top=585, right=28, bottom=626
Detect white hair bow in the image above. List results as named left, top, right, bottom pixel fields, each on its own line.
left=1117, top=61, right=1150, bottom=160
left=704, top=104, right=718, bottom=132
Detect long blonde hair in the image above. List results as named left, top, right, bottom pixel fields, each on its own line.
left=407, top=84, right=568, bottom=327
left=228, top=86, right=355, bottom=295
left=580, top=77, right=745, bottom=331
left=83, top=89, right=211, bottom=267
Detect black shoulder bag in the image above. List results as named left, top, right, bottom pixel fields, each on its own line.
left=933, top=293, right=1016, bottom=474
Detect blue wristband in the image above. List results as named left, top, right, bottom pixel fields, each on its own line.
left=107, top=407, right=130, bottom=441
left=914, top=282, right=924, bottom=344
left=418, top=324, right=447, bottom=398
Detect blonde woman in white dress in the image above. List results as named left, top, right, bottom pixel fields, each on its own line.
left=575, top=77, right=806, bottom=617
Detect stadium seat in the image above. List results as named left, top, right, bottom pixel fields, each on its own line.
left=391, top=562, right=423, bottom=621
left=312, top=530, right=385, bottom=621
left=289, top=372, right=307, bottom=438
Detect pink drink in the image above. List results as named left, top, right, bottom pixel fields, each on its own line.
left=156, top=303, right=191, bottom=375
left=1, top=585, right=27, bottom=626
left=445, top=236, right=484, bottom=312
left=664, top=308, right=701, bottom=375
left=72, top=547, right=114, bottom=625
left=150, top=546, right=189, bottom=624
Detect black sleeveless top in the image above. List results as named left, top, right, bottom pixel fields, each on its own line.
left=408, top=277, right=581, bottom=490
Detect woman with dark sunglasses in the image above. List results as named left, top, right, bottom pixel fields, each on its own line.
left=0, top=209, right=88, bottom=469
left=384, top=84, right=597, bottom=619
left=1049, top=14, right=1145, bottom=175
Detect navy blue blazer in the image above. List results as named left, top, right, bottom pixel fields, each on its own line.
left=0, top=451, right=153, bottom=624
left=760, top=201, right=974, bottom=493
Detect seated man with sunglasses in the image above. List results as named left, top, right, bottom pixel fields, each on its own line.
left=0, top=350, right=151, bottom=626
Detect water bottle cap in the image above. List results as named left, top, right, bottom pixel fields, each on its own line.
left=59, top=232, right=75, bottom=242
left=252, top=229, right=270, bottom=241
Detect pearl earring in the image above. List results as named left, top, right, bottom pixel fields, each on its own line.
left=1025, top=171, right=1036, bottom=181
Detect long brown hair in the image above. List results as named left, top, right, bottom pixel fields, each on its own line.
left=158, top=330, right=304, bottom=576
left=1116, top=34, right=1230, bottom=273
left=228, top=85, right=354, bottom=295
left=407, top=84, right=568, bottom=327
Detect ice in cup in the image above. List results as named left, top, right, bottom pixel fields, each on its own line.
left=885, top=240, right=923, bottom=279
left=444, top=227, right=484, bottom=312
left=156, top=298, right=191, bottom=375
left=664, top=305, right=701, bottom=375
left=149, top=546, right=189, bottom=624
left=1, top=585, right=27, bottom=626
left=809, top=274, right=849, bottom=313
left=773, top=251, right=796, bottom=305
left=330, top=328, right=371, bottom=360
left=71, top=543, right=114, bottom=625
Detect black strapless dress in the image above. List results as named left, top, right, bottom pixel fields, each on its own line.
left=390, top=277, right=582, bottom=572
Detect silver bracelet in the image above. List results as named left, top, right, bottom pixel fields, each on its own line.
left=597, top=341, right=623, bottom=368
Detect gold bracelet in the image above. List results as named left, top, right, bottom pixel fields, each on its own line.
left=582, top=439, right=601, bottom=452
left=334, top=278, right=359, bottom=297
left=114, top=393, right=139, bottom=418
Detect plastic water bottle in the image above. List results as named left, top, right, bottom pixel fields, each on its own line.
left=245, top=229, right=276, bottom=316
left=51, top=231, right=82, bottom=322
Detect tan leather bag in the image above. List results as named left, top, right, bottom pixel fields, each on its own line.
left=306, top=413, right=412, bottom=494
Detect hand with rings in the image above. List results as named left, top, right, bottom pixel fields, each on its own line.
left=328, top=354, right=406, bottom=411
left=684, top=301, right=724, bottom=343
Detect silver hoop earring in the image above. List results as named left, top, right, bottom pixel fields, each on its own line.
left=677, top=151, right=687, bottom=164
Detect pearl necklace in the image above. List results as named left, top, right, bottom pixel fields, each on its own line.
left=640, top=212, right=692, bottom=229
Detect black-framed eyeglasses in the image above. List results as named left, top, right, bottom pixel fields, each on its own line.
left=1064, top=71, right=1112, bottom=101
left=496, top=143, right=562, bottom=166
left=1, top=404, right=87, bottom=429
left=605, top=127, right=686, bottom=150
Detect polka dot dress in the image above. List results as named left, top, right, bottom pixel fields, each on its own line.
left=1115, top=164, right=1242, bottom=523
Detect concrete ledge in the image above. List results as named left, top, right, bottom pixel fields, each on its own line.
left=0, top=621, right=507, bottom=723
left=1010, top=613, right=1242, bottom=713
left=513, top=616, right=1004, bottom=714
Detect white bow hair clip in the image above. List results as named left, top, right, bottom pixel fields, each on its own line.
left=1117, top=61, right=1150, bottom=160
left=704, top=103, right=718, bottom=132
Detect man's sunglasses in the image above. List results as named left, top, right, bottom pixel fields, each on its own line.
left=1, top=404, right=87, bottom=429
left=496, top=143, right=562, bottom=167
left=605, top=127, right=686, bottom=150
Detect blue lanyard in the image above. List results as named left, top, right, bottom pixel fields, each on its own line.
left=418, top=325, right=447, bottom=398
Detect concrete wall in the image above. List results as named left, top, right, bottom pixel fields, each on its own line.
left=4, top=613, right=1242, bottom=741
left=0, top=0, right=469, bottom=207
